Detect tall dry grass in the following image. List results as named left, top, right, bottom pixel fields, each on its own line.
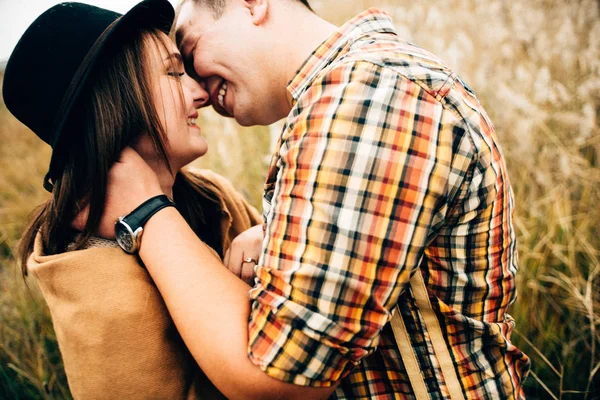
left=1, top=0, right=599, bottom=398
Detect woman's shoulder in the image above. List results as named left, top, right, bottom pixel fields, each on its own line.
left=178, top=167, right=262, bottom=243
left=29, top=232, right=129, bottom=266
left=180, top=167, right=238, bottom=195
left=27, top=236, right=209, bottom=400
left=178, top=167, right=258, bottom=219
left=28, top=232, right=151, bottom=295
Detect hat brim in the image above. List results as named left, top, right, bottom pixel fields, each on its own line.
left=47, top=0, right=175, bottom=182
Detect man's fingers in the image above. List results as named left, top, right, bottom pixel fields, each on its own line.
left=71, top=204, right=90, bottom=231
left=117, top=146, right=142, bottom=163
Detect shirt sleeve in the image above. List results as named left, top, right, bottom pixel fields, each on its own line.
left=247, top=61, right=452, bottom=386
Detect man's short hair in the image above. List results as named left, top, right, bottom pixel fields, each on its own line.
left=186, top=0, right=312, bottom=19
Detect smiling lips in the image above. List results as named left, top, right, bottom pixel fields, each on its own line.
left=218, top=81, right=228, bottom=109
left=209, top=79, right=231, bottom=117
left=187, top=111, right=198, bottom=126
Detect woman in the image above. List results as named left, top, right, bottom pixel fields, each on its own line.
left=2, top=1, right=260, bottom=398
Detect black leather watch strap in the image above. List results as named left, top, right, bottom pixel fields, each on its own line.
left=122, top=194, right=175, bottom=230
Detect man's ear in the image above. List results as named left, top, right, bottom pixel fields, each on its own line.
left=246, top=0, right=268, bottom=26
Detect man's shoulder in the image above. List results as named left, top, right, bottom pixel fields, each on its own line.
left=324, top=33, right=457, bottom=101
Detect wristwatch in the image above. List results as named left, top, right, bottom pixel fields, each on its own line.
left=114, top=194, right=176, bottom=254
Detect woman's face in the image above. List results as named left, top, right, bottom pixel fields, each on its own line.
left=134, top=32, right=209, bottom=172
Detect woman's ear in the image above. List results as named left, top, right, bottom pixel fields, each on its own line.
left=246, top=0, right=269, bottom=26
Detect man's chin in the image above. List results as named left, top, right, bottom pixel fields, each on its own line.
left=214, top=105, right=279, bottom=126
left=213, top=105, right=234, bottom=119
left=238, top=112, right=284, bottom=127
left=233, top=112, right=259, bottom=127
left=216, top=107, right=258, bottom=127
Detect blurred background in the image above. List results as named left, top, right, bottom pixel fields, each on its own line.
left=1, top=0, right=599, bottom=398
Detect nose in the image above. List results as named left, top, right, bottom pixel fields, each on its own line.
left=183, top=75, right=210, bottom=108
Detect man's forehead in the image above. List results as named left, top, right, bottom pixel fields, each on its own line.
left=174, top=2, right=198, bottom=49
left=174, top=19, right=194, bottom=49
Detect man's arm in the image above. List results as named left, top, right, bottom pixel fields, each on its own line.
left=246, top=61, right=451, bottom=384
left=139, top=207, right=336, bottom=400
left=99, top=149, right=336, bottom=400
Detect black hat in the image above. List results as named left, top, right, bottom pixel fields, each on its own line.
left=2, top=0, right=175, bottom=191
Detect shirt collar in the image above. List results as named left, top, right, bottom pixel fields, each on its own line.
left=286, top=8, right=397, bottom=101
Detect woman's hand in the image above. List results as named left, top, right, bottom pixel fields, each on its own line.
left=223, top=224, right=264, bottom=285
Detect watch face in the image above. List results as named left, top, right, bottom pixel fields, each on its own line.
left=115, top=220, right=135, bottom=253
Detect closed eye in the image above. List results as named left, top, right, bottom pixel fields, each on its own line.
left=184, top=47, right=200, bottom=79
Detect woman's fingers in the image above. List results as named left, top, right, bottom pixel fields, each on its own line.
left=224, top=224, right=264, bottom=284
left=224, top=248, right=231, bottom=272
left=224, top=240, right=243, bottom=277
left=240, top=259, right=256, bottom=285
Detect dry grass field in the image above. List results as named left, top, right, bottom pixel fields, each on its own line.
left=1, top=0, right=599, bottom=398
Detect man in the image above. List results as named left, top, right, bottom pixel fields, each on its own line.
left=101, top=0, right=530, bottom=398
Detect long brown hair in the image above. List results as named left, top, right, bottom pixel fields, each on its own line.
left=19, top=27, right=223, bottom=275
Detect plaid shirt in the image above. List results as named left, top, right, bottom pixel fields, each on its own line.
left=248, top=8, right=530, bottom=399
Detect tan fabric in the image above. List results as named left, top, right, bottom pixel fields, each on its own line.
left=183, top=167, right=261, bottom=255
left=390, top=270, right=465, bottom=400
left=28, top=168, right=261, bottom=400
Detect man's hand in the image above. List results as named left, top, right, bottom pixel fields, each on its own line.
left=74, top=147, right=163, bottom=239
left=223, top=224, right=264, bottom=285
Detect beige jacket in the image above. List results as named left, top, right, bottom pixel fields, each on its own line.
left=28, top=169, right=262, bottom=400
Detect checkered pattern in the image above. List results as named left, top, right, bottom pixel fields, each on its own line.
left=248, top=8, right=530, bottom=399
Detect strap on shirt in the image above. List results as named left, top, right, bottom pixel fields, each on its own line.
left=390, top=270, right=465, bottom=400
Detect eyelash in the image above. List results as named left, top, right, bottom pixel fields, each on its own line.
left=167, top=72, right=185, bottom=78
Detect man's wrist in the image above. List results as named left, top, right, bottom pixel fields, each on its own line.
left=115, top=194, right=176, bottom=253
